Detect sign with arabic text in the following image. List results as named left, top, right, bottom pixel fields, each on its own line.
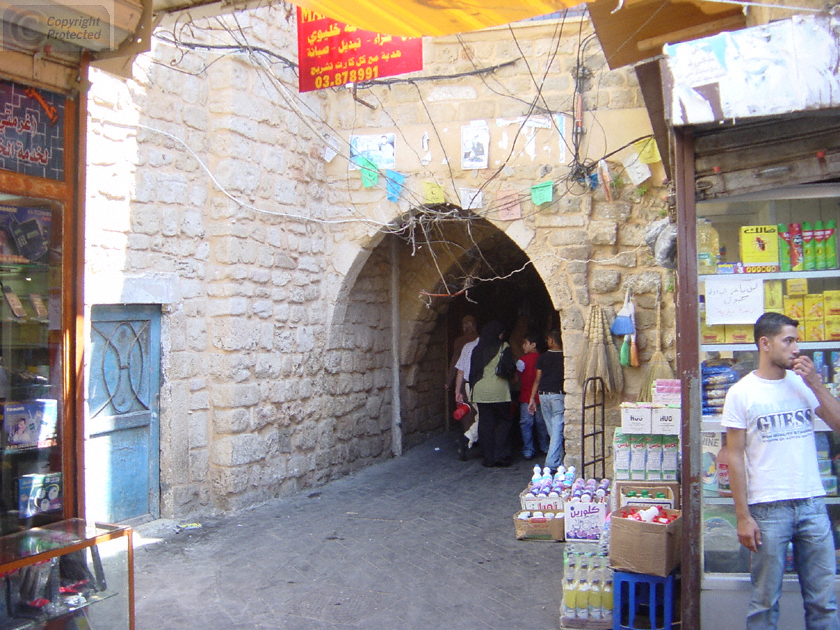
left=297, top=8, right=422, bottom=93
left=0, top=81, right=65, bottom=181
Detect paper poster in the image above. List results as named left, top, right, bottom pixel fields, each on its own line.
left=459, top=187, right=483, bottom=210
left=350, top=133, right=395, bottom=170
left=385, top=170, right=405, bottom=202
left=621, top=152, right=652, bottom=186
left=461, top=121, right=489, bottom=170
left=358, top=156, right=379, bottom=187
left=635, top=137, right=661, bottom=164
left=705, top=277, right=764, bottom=325
left=423, top=181, right=444, bottom=204
left=531, top=181, right=553, bottom=206
left=297, top=7, right=422, bottom=93
left=497, top=189, right=522, bottom=221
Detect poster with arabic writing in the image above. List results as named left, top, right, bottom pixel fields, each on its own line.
left=0, top=80, right=64, bottom=181
left=297, top=7, right=422, bottom=93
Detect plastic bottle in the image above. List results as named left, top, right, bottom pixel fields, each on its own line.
left=588, top=557, right=603, bottom=620
left=778, top=223, right=792, bottom=272
left=575, top=556, right=590, bottom=620
left=803, top=222, right=816, bottom=270
left=563, top=551, right=578, bottom=619
left=816, top=220, right=827, bottom=270
left=697, top=219, right=720, bottom=274
left=602, top=577, right=614, bottom=621
left=790, top=223, right=805, bottom=271
left=599, top=515, right=612, bottom=556
left=826, top=220, right=838, bottom=269
left=717, top=436, right=732, bottom=497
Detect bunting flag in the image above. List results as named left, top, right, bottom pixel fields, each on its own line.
left=531, top=181, right=553, bottom=206
left=386, top=170, right=406, bottom=202
left=423, top=181, right=445, bottom=204
left=358, top=156, right=379, bottom=187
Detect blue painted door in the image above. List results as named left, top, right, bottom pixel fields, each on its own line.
left=85, top=304, right=161, bottom=523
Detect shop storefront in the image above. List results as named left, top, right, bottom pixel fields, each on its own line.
left=665, top=15, right=840, bottom=629
left=0, top=3, right=146, bottom=626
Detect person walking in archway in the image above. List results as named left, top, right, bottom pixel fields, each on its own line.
left=469, top=320, right=515, bottom=467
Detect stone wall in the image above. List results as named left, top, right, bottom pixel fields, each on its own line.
left=84, top=6, right=675, bottom=519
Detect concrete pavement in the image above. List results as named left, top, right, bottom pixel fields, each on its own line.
left=133, top=433, right=565, bottom=629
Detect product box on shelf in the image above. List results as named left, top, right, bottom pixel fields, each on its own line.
left=564, top=502, right=607, bottom=542
left=620, top=403, right=652, bottom=434
left=786, top=277, right=809, bottom=296
left=825, top=316, right=840, bottom=341
left=646, top=436, right=663, bottom=480
left=700, top=322, right=726, bottom=344
left=662, top=436, right=679, bottom=481
left=806, top=319, right=826, bottom=342
left=2, top=399, right=58, bottom=450
left=610, top=508, right=683, bottom=577
left=739, top=225, right=780, bottom=272
left=825, top=290, right=840, bottom=316
left=18, top=472, right=62, bottom=517
left=613, top=430, right=630, bottom=481
left=805, top=294, right=825, bottom=319
left=652, top=379, right=681, bottom=405
left=519, top=487, right=563, bottom=511
left=651, top=406, right=680, bottom=435
left=784, top=295, right=804, bottom=320
left=513, top=510, right=564, bottom=541
left=724, top=324, right=752, bottom=344
left=630, top=435, right=648, bottom=480
left=616, top=484, right=677, bottom=510
left=764, top=280, right=784, bottom=313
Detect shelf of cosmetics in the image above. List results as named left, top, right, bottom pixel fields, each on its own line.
left=702, top=357, right=840, bottom=420
left=697, top=220, right=839, bottom=275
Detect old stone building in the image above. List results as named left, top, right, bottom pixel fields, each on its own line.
left=84, top=4, right=674, bottom=519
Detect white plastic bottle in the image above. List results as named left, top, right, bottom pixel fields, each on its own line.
left=588, top=556, right=603, bottom=620
left=575, top=560, right=590, bottom=621
left=697, top=218, right=720, bottom=274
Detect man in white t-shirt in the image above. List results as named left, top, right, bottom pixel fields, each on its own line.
left=722, top=312, right=840, bottom=630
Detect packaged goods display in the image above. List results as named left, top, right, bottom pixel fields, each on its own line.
left=697, top=218, right=720, bottom=274
left=561, top=545, right=613, bottom=628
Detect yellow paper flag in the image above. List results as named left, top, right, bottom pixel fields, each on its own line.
left=423, top=181, right=445, bottom=204
left=634, top=137, right=661, bottom=164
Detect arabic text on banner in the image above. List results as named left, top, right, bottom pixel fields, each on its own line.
left=704, top=276, right=764, bottom=326
left=297, top=8, right=423, bottom=93
left=0, top=81, right=64, bottom=181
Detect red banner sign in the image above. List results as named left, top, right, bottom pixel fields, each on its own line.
left=297, top=7, right=423, bottom=93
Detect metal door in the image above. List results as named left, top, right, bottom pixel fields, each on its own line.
left=85, top=304, right=161, bottom=523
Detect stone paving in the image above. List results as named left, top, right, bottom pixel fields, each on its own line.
left=133, top=432, right=565, bottom=629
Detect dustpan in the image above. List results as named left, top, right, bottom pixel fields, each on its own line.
left=611, top=290, right=635, bottom=336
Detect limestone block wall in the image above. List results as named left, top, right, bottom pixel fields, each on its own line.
left=84, top=6, right=675, bottom=519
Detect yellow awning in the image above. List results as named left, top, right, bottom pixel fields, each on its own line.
left=292, top=0, right=583, bottom=37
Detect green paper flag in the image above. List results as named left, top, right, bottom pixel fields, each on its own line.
left=358, top=157, right=379, bottom=188
left=531, top=181, right=553, bottom=206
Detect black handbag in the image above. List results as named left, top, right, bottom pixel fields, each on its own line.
left=495, top=345, right=516, bottom=380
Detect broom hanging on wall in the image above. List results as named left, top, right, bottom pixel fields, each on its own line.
left=638, top=289, right=675, bottom=402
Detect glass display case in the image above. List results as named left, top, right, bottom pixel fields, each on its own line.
left=0, top=198, right=63, bottom=536
left=696, top=185, right=840, bottom=624
left=0, top=518, right=133, bottom=629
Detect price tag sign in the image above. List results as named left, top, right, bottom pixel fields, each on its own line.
left=297, top=8, right=423, bottom=93
left=705, top=276, right=764, bottom=325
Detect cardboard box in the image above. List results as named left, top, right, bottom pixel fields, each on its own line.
left=739, top=225, right=779, bottom=272
left=824, top=290, right=840, bottom=316
left=786, top=277, right=809, bottom=296
left=514, top=510, right=564, bottom=541
left=825, top=316, right=840, bottom=341
left=519, top=487, right=563, bottom=511
left=613, top=430, right=631, bottom=481
left=630, top=435, right=648, bottom=480
left=806, top=319, right=825, bottom=342
left=2, top=400, right=58, bottom=450
left=621, top=404, right=652, bottom=434
left=617, top=484, right=677, bottom=510
left=651, top=406, right=680, bottom=435
left=646, top=435, right=663, bottom=481
left=764, top=280, right=784, bottom=313
left=564, top=502, right=607, bottom=542
left=662, top=435, right=680, bottom=481
left=610, top=509, right=683, bottom=577
left=784, top=295, right=804, bottom=320
left=725, top=324, right=752, bottom=344
left=613, top=480, right=681, bottom=510
left=806, top=294, right=825, bottom=320
left=652, top=380, right=681, bottom=405
left=700, top=322, right=726, bottom=344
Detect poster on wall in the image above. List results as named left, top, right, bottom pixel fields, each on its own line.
left=349, top=133, right=396, bottom=170
left=0, top=80, right=64, bottom=181
left=297, top=7, right=423, bottom=93
left=0, top=205, right=52, bottom=264
left=461, top=120, right=489, bottom=170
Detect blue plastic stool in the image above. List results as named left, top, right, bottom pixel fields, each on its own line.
left=613, top=570, right=676, bottom=630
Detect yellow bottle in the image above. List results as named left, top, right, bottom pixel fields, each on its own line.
left=576, top=578, right=590, bottom=620
left=563, top=578, right=577, bottom=619
left=589, top=578, right=602, bottom=620
left=602, top=579, right=614, bottom=620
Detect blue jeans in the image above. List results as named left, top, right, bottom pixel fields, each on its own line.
left=747, top=497, right=839, bottom=630
left=538, top=393, right=565, bottom=470
left=519, top=402, right=549, bottom=458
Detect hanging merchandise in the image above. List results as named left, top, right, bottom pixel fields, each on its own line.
left=611, top=291, right=635, bottom=335
left=638, top=290, right=675, bottom=402
left=620, top=335, right=631, bottom=366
